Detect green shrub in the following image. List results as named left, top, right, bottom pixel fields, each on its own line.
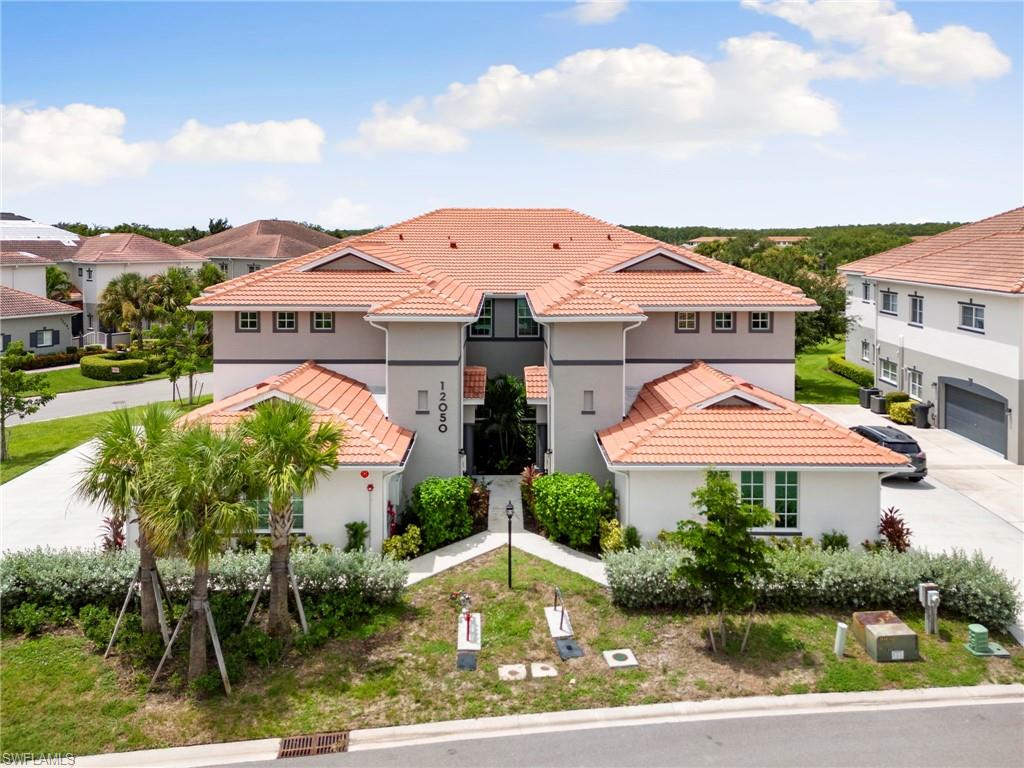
left=344, top=521, right=369, bottom=552
left=224, top=626, right=284, bottom=668
left=599, top=518, right=625, bottom=554
left=2, top=602, right=66, bottom=636
left=80, top=353, right=148, bottom=381
left=826, top=355, right=874, bottom=388
left=604, top=546, right=1020, bottom=627
left=623, top=525, right=642, bottom=550
left=382, top=525, right=422, bottom=561
left=889, top=401, right=913, bottom=424
left=78, top=604, right=116, bottom=650
left=820, top=530, right=849, bottom=551
left=885, top=390, right=910, bottom=404
left=533, top=472, right=605, bottom=548
left=407, top=476, right=473, bottom=551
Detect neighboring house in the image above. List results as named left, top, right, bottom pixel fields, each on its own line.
left=0, top=251, right=51, bottom=296
left=840, top=206, right=1024, bottom=463
left=0, top=286, right=79, bottom=353
left=597, top=362, right=906, bottom=544
left=68, top=233, right=207, bottom=331
left=182, top=220, right=341, bottom=279
left=683, top=235, right=731, bottom=248
left=188, top=208, right=899, bottom=549
left=0, top=213, right=81, bottom=245
left=764, top=236, right=807, bottom=247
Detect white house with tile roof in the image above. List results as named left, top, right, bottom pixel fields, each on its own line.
left=190, top=208, right=906, bottom=549
left=182, top=220, right=342, bottom=279
left=841, top=206, right=1024, bottom=463
left=0, top=249, right=81, bottom=353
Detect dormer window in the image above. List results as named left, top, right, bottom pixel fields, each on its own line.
left=469, top=299, right=494, bottom=338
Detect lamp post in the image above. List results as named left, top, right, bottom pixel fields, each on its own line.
left=505, top=500, right=514, bottom=589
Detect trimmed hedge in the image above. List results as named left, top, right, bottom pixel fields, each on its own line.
left=12, top=347, right=110, bottom=371
left=533, top=472, right=605, bottom=548
left=889, top=401, right=914, bottom=424
left=0, top=548, right=408, bottom=613
left=826, top=355, right=874, bottom=388
left=80, top=353, right=149, bottom=381
left=407, top=476, right=473, bottom=551
left=604, top=545, right=1020, bottom=628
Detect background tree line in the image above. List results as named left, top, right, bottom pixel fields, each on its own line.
left=57, top=217, right=379, bottom=245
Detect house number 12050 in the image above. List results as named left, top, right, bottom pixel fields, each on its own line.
left=438, top=380, right=448, bottom=433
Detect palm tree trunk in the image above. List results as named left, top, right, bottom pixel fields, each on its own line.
left=188, top=561, right=210, bottom=681
left=138, top=527, right=160, bottom=635
left=267, top=502, right=293, bottom=638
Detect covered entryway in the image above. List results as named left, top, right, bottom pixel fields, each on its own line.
left=941, top=378, right=1008, bottom=457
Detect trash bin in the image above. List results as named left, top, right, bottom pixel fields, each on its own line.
left=870, top=394, right=888, bottom=414
left=859, top=387, right=882, bottom=409
left=912, top=401, right=932, bottom=429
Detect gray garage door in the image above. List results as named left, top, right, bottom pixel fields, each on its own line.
left=943, top=381, right=1007, bottom=456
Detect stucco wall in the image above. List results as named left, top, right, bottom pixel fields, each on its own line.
left=1, top=314, right=75, bottom=353
left=298, top=468, right=403, bottom=551
left=1, top=264, right=46, bottom=296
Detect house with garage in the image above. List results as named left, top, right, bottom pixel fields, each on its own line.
left=0, top=250, right=81, bottom=353
left=190, top=208, right=905, bottom=549
left=182, top=220, right=341, bottom=279
left=840, top=206, right=1024, bottom=463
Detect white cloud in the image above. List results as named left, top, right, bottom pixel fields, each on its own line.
left=569, top=0, right=628, bottom=25
left=318, top=197, right=373, bottom=229
left=743, top=0, right=1010, bottom=85
left=1, top=103, right=157, bottom=191
left=166, top=118, right=325, bottom=163
left=244, top=175, right=292, bottom=204
left=343, top=102, right=468, bottom=153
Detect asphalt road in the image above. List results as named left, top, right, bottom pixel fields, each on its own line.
left=246, top=702, right=1023, bottom=768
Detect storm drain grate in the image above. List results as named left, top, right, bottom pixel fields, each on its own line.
left=278, top=731, right=349, bottom=758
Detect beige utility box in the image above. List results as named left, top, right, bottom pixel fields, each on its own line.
left=852, top=610, right=919, bottom=662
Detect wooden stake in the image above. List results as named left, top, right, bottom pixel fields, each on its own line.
left=149, top=611, right=187, bottom=691
left=288, top=560, right=309, bottom=635
left=740, top=605, right=756, bottom=654
left=244, top=565, right=270, bottom=628
left=704, top=605, right=717, bottom=653
left=106, top=566, right=140, bottom=658
left=204, top=601, right=231, bottom=696
left=149, top=569, right=170, bottom=645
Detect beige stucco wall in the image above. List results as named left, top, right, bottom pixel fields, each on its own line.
left=1, top=313, right=76, bottom=353
left=298, top=468, right=404, bottom=551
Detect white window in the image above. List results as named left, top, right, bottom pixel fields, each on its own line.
left=416, top=390, right=429, bottom=413
left=908, top=369, right=923, bottom=400
left=469, top=298, right=493, bottom=338
left=861, top=339, right=872, bottom=362
left=712, top=312, right=735, bottom=332
left=311, top=312, right=334, bottom=332
left=274, top=312, right=297, bottom=332
left=880, top=290, right=898, bottom=315
left=909, top=295, right=923, bottom=326
left=516, top=298, right=539, bottom=337
left=880, top=358, right=898, bottom=385
left=36, top=329, right=54, bottom=348
left=248, top=263, right=261, bottom=273
left=237, top=311, right=259, bottom=332
left=774, top=471, right=799, bottom=529
left=959, top=303, right=985, bottom=333
left=77, top=267, right=83, bottom=277
left=862, top=282, right=873, bottom=302
left=582, top=390, right=595, bottom=413
left=749, top=312, right=772, bottom=332
left=675, top=312, right=698, bottom=332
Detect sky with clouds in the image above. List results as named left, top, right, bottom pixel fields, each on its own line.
left=2, top=1, right=1021, bottom=229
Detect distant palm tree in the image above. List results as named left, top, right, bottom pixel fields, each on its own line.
left=98, top=272, right=156, bottom=347
left=76, top=404, right=178, bottom=636
left=146, top=422, right=257, bottom=681
left=240, top=400, right=341, bottom=637
left=150, top=267, right=198, bottom=316
left=45, top=266, right=74, bottom=302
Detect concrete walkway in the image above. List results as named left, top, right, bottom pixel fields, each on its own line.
left=16, top=373, right=214, bottom=424
left=480, top=475, right=524, bottom=532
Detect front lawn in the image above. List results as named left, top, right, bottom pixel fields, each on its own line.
left=0, top=395, right=212, bottom=484
left=795, top=339, right=861, bottom=404
left=27, top=359, right=212, bottom=395
left=2, top=549, right=1020, bottom=756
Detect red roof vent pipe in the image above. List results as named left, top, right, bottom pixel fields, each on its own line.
left=398, top=233, right=404, bottom=240
left=449, top=241, right=458, bottom=249
left=552, top=242, right=560, bottom=249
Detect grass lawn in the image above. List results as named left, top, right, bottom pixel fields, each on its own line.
left=0, top=395, right=212, bottom=485
left=2, top=549, right=1021, bottom=755
left=27, top=366, right=169, bottom=395
left=795, top=339, right=861, bottom=404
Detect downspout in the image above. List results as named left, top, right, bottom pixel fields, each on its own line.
left=379, top=433, right=416, bottom=549
left=536, top=318, right=554, bottom=472
left=621, top=318, right=644, bottom=418
left=595, top=434, right=630, bottom=528
left=458, top=320, right=475, bottom=469
left=872, top=281, right=880, bottom=384
left=366, top=317, right=390, bottom=417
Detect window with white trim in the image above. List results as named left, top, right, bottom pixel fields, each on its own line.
left=469, top=298, right=494, bottom=338
left=909, top=295, right=923, bottom=326
left=516, top=298, right=539, bottom=337
left=740, top=470, right=765, bottom=508
left=861, top=339, right=872, bottom=362
left=247, top=263, right=261, bottom=273
left=880, top=358, right=898, bottom=385
left=908, top=369, right=923, bottom=400
left=712, top=311, right=735, bottom=332
left=958, top=303, right=985, bottom=333
left=774, top=471, right=798, bottom=529
left=861, top=282, right=873, bottom=302
left=880, top=290, right=898, bottom=315
left=675, top=311, right=698, bottom=332
left=749, top=312, right=772, bottom=332
left=274, top=311, right=297, bottom=332
left=253, top=495, right=304, bottom=531
left=36, top=329, right=55, bottom=348
left=312, top=312, right=334, bottom=332
left=237, top=311, right=259, bottom=332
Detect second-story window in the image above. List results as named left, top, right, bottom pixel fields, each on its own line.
left=236, top=311, right=260, bottom=332
left=880, top=290, right=898, bottom=315
left=712, top=311, right=735, bottom=332
left=862, top=282, right=873, bottom=302
left=909, top=295, right=923, bottom=326
left=861, top=339, right=872, bottom=362
left=958, top=302, right=985, bottom=333
left=469, top=298, right=493, bottom=338
left=311, top=312, right=334, bottom=332
left=675, top=312, right=698, bottom=332
left=749, top=312, right=772, bottom=332
left=274, top=311, right=297, bottom=332
left=516, top=298, right=539, bottom=337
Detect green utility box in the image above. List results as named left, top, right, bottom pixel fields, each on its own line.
left=852, top=611, right=919, bottom=662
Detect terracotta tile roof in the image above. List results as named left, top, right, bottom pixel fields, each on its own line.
left=582, top=271, right=812, bottom=307
left=463, top=366, right=487, bottom=400
left=181, top=362, right=414, bottom=466
left=182, top=220, right=341, bottom=260
left=73, top=233, right=206, bottom=264
left=0, top=240, right=80, bottom=262
left=194, top=209, right=815, bottom=317
left=0, top=251, right=51, bottom=267
left=840, top=207, right=1024, bottom=294
left=764, top=236, right=806, bottom=243
left=598, top=362, right=907, bottom=467
left=524, top=366, right=548, bottom=400
left=0, top=285, right=80, bottom=319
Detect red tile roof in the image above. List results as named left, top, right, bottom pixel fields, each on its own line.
left=0, top=285, right=80, bottom=319
left=73, top=233, right=206, bottom=264
left=598, top=362, right=907, bottom=468
left=524, top=366, right=548, bottom=400
left=183, top=220, right=341, bottom=260
left=840, top=207, right=1024, bottom=294
left=0, top=240, right=80, bottom=262
left=0, top=251, right=51, bottom=267
left=463, top=366, right=487, bottom=400
left=181, top=362, right=414, bottom=466
left=194, top=209, right=816, bottom=317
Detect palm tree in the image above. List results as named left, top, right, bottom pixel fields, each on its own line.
left=98, top=272, right=156, bottom=347
left=150, top=267, right=199, bottom=316
left=46, top=266, right=74, bottom=302
left=146, top=422, right=257, bottom=681
left=76, top=404, right=178, bottom=636
left=239, top=400, right=341, bottom=637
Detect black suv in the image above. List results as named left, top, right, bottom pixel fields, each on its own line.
left=851, top=425, right=927, bottom=481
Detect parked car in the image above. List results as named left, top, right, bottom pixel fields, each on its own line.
left=850, top=425, right=927, bottom=481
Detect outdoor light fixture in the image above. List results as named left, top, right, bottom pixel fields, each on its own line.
left=506, top=500, right=514, bottom=589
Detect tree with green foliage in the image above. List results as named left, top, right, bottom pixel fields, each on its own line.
left=208, top=217, right=231, bottom=235
left=148, top=309, right=211, bottom=404
left=479, top=375, right=534, bottom=473
left=675, top=470, right=773, bottom=653
left=197, top=262, right=226, bottom=290
left=45, top=266, right=74, bottom=302
left=75, top=404, right=178, bottom=636
left=239, top=400, right=341, bottom=637
left=0, top=342, right=56, bottom=461
left=98, top=272, right=157, bottom=346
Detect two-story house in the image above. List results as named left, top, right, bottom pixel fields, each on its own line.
left=189, top=209, right=905, bottom=550
left=841, top=206, right=1024, bottom=463
left=0, top=250, right=80, bottom=353
left=182, top=220, right=341, bottom=279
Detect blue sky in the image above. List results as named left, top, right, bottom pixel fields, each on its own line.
left=3, top=1, right=1021, bottom=228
